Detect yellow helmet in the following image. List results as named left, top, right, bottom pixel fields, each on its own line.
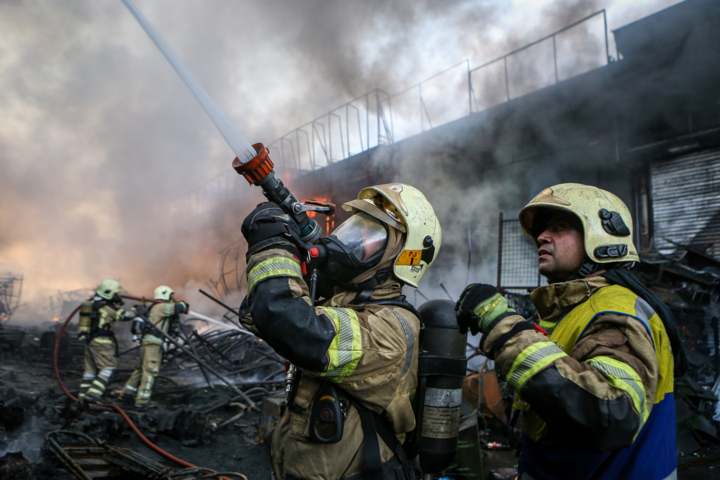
left=518, top=183, right=639, bottom=264
left=154, top=285, right=174, bottom=301
left=342, top=183, right=442, bottom=287
left=97, top=279, right=124, bottom=301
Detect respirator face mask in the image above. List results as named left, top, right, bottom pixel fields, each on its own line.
left=316, top=212, right=389, bottom=289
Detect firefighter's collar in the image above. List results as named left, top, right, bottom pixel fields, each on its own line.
left=531, top=276, right=610, bottom=322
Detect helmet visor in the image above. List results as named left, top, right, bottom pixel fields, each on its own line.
left=331, top=212, right=388, bottom=261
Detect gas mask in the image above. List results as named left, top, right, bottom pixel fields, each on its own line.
left=310, top=212, right=392, bottom=295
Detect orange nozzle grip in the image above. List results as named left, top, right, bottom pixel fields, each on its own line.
left=232, top=143, right=274, bottom=185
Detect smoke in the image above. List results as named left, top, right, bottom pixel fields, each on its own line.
left=0, top=0, right=681, bottom=323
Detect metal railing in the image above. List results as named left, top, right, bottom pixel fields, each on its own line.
left=469, top=10, right=609, bottom=110
left=183, top=10, right=610, bottom=214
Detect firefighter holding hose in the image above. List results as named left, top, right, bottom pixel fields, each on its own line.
left=455, top=184, right=685, bottom=480
left=239, top=184, right=441, bottom=480
left=121, top=285, right=188, bottom=408
left=77, top=279, right=135, bottom=402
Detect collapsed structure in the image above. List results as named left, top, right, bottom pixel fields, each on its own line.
left=1, top=0, right=720, bottom=478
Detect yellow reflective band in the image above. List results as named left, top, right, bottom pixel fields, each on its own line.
left=247, top=257, right=303, bottom=294
left=143, top=335, right=164, bottom=345
left=98, top=309, right=109, bottom=328
left=539, top=320, right=558, bottom=336
left=315, top=307, right=363, bottom=383
left=92, top=337, right=114, bottom=345
left=506, top=341, right=566, bottom=391
left=588, top=356, right=649, bottom=434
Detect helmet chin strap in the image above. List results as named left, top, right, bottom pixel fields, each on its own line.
left=568, top=258, right=636, bottom=281
left=568, top=258, right=599, bottom=281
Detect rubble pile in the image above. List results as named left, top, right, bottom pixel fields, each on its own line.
left=161, top=324, right=285, bottom=389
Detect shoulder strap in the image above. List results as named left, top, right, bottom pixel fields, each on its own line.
left=349, top=397, right=414, bottom=480
left=353, top=295, right=420, bottom=320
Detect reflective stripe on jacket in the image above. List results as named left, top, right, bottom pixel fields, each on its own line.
left=241, top=246, right=419, bottom=480
left=141, top=301, right=183, bottom=345
left=482, top=277, right=676, bottom=480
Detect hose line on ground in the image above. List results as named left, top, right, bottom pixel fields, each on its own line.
left=52, top=294, right=247, bottom=480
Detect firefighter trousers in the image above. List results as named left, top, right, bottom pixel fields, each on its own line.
left=79, top=339, right=117, bottom=401
left=122, top=343, right=162, bottom=405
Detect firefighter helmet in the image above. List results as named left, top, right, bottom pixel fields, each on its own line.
left=518, top=183, right=640, bottom=264
left=154, top=285, right=174, bottom=302
left=342, top=184, right=442, bottom=287
left=97, top=279, right=124, bottom=301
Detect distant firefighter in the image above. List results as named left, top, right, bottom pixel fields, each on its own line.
left=78, top=279, right=134, bottom=402
left=121, top=285, right=188, bottom=407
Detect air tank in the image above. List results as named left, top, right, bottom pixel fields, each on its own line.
left=414, top=299, right=468, bottom=474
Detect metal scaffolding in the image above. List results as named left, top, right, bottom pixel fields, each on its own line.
left=0, top=275, right=23, bottom=324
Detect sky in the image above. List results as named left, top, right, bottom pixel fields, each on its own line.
left=0, top=0, right=682, bottom=323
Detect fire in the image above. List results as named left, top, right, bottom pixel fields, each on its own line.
left=53, top=317, right=60, bottom=322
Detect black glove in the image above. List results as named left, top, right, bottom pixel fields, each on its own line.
left=241, top=202, right=302, bottom=251
left=180, top=301, right=190, bottom=314
left=455, top=283, right=515, bottom=336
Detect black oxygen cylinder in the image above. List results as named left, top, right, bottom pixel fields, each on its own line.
left=415, top=299, right=468, bottom=474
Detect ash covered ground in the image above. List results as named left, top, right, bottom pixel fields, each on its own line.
left=0, top=324, right=275, bottom=480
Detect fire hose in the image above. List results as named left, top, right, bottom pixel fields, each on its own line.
left=53, top=294, right=248, bottom=480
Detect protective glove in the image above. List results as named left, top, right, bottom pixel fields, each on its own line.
left=241, top=202, right=302, bottom=251
left=455, top=284, right=516, bottom=336
left=179, top=301, right=190, bottom=314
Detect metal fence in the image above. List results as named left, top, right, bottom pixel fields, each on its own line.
left=269, top=10, right=609, bottom=172
left=183, top=10, right=610, bottom=215
left=496, top=213, right=547, bottom=292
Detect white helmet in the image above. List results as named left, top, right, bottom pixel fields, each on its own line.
left=154, top=285, right=174, bottom=302
left=342, top=184, right=442, bottom=287
left=97, top=279, right=124, bottom=301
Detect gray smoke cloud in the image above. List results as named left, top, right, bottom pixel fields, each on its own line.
left=0, top=0, right=681, bottom=323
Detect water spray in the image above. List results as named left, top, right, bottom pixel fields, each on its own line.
left=187, top=310, right=252, bottom=335
left=121, top=0, right=334, bottom=244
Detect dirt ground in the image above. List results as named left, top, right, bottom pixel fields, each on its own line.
left=1, top=338, right=719, bottom=480
left=0, top=344, right=273, bottom=480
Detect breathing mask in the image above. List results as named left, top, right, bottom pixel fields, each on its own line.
left=310, top=212, right=391, bottom=293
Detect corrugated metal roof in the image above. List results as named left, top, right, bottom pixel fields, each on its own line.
left=651, top=148, right=720, bottom=259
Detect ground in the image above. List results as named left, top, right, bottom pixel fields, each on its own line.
left=0, top=342, right=717, bottom=479
left=0, top=345, right=273, bottom=480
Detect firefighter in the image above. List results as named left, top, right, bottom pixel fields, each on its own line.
left=120, top=285, right=188, bottom=407
left=456, top=183, right=686, bottom=480
left=239, top=184, right=441, bottom=480
left=77, top=279, right=134, bottom=402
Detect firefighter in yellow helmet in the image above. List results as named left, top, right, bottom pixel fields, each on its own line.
left=77, top=279, right=135, bottom=402
left=455, top=184, right=686, bottom=480
left=239, top=184, right=441, bottom=480
left=120, top=285, right=188, bottom=407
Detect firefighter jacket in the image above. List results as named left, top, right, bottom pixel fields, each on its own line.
left=240, top=245, right=420, bottom=480
left=141, top=301, right=185, bottom=346
left=481, top=276, right=675, bottom=480
left=79, top=299, right=132, bottom=346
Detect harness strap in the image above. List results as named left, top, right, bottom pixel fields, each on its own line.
left=355, top=406, right=384, bottom=480
left=351, top=399, right=414, bottom=480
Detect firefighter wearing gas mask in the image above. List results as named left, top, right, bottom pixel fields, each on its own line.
left=455, top=184, right=686, bottom=480
left=120, top=285, right=188, bottom=407
left=77, top=279, right=134, bottom=402
left=239, top=184, right=441, bottom=480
